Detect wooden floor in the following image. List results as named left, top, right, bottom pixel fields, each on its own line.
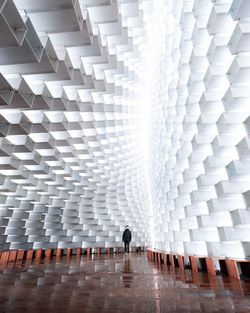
left=0, top=252, right=250, bottom=312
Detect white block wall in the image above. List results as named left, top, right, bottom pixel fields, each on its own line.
left=0, top=0, right=152, bottom=251
left=148, top=0, right=250, bottom=260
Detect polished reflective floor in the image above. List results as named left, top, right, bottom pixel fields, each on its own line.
left=0, top=253, right=250, bottom=312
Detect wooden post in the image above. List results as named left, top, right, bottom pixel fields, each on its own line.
left=205, top=257, right=216, bottom=276
left=163, top=254, right=167, bottom=266
left=225, top=259, right=240, bottom=280
left=158, top=252, right=161, bottom=264
left=178, top=255, right=185, bottom=272
left=56, top=248, right=62, bottom=257
left=170, top=254, right=175, bottom=268
left=45, top=249, right=52, bottom=258
left=26, top=250, right=34, bottom=260
left=17, top=250, right=25, bottom=261
left=0, top=252, right=9, bottom=263
left=77, top=248, right=82, bottom=256
left=190, top=256, right=198, bottom=273
left=8, top=251, right=17, bottom=262
left=66, top=248, right=72, bottom=257
left=35, top=249, right=43, bottom=259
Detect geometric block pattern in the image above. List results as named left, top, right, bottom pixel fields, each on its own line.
left=148, top=0, right=250, bottom=259
left=1, top=0, right=250, bottom=261
left=0, top=0, right=152, bottom=251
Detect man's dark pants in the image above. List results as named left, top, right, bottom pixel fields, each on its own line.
left=124, top=241, right=130, bottom=253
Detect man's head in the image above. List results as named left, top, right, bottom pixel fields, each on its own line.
left=125, top=225, right=129, bottom=229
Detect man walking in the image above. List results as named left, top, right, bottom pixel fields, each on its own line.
left=122, top=225, right=132, bottom=254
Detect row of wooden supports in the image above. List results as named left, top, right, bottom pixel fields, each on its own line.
left=147, top=249, right=250, bottom=280
left=0, top=247, right=119, bottom=266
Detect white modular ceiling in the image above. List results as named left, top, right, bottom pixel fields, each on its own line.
left=148, top=0, right=250, bottom=260
left=0, top=0, right=152, bottom=251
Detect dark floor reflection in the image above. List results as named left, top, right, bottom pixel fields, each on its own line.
left=0, top=253, right=250, bottom=312
left=122, top=256, right=133, bottom=288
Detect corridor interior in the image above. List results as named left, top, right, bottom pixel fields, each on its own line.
left=0, top=0, right=250, bottom=312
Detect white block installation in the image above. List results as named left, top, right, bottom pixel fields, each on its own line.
left=147, top=0, right=250, bottom=260
left=0, top=0, right=152, bottom=251
left=0, top=0, right=250, bottom=260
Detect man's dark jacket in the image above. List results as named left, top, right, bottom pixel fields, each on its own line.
left=122, top=229, right=132, bottom=242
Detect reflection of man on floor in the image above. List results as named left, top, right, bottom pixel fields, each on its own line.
left=122, top=225, right=132, bottom=254
left=122, top=257, right=133, bottom=288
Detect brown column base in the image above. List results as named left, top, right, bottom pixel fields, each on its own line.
left=77, top=248, right=82, bottom=256
left=8, top=251, right=17, bottom=263
left=66, top=248, right=72, bottom=257
left=190, top=256, right=198, bottom=273
left=163, top=253, right=167, bottom=266
left=0, top=252, right=10, bottom=263
left=205, top=257, right=216, bottom=276
left=226, top=259, right=240, bottom=280
left=36, top=249, right=43, bottom=259
left=170, top=254, right=175, bottom=268
left=17, top=250, right=25, bottom=261
left=56, top=248, right=62, bottom=257
left=26, top=250, right=34, bottom=260
left=87, top=248, right=92, bottom=256
left=178, top=255, right=185, bottom=272
left=157, top=252, right=161, bottom=264
left=45, top=249, right=52, bottom=258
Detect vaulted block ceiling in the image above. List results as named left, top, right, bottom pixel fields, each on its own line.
left=0, top=0, right=151, bottom=250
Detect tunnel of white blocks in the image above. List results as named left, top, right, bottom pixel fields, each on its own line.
left=0, top=0, right=250, bottom=262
